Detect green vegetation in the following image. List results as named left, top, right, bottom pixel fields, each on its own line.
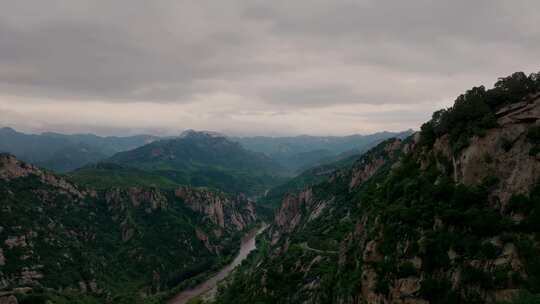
left=3, top=71, right=540, bottom=304
left=420, top=71, right=540, bottom=153
left=68, top=163, right=179, bottom=189
left=506, top=292, right=540, bottom=304
left=217, top=142, right=539, bottom=303
left=419, top=277, right=459, bottom=304
left=16, top=290, right=104, bottom=304
left=257, top=152, right=361, bottom=217
left=0, top=165, right=254, bottom=302
left=527, top=125, right=540, bottom=156
left=106, top=132, right=287, bottom=195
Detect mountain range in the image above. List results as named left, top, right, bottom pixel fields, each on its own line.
left=0, top=127, right=412, bottom=175
left=0, top=127, right=158, bottom=172
left=98, top=131, right=286, bottom=196
left=235, top=130, right=414, bottom=172
left=1, top=71, right=539, bottom=304
left=0, top=127, right=411, bottom=197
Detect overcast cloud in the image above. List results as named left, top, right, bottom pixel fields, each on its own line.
left=0, top=0, right=539, bottom=136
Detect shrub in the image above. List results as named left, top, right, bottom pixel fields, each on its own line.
left=419, top=71, right=540, bottom=154
left=507, top=291, right=540, bottom=304
left=420, top=277, right=460, bottom=303
left=502, top=137, right=515, bottom=152
left=421, top=233, right=451, bottom=271
left=375, top=277, right=390, bottom=295
left=479, top=242, right=500, bottom=259
left=397, top=262, right=418, bottom=278
left=530, top=145, right=540, bottom=157
left=493, top=266, right=509, bottom=288
left=526, top=126, right=540, bottom=143
left=465, top=208, right=509, bottom=237
left=461, top=265, right=493, bottom=288
left=508, top=194, right=532, bottom=213
left=516, top=238, right=540, bottom=293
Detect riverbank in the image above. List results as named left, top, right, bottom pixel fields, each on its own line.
left=167, top=224, right=268, bottom=304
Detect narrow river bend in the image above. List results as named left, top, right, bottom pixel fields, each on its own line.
left=168, top=224, right=268, bottom=304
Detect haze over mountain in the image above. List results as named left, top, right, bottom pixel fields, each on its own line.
left=0, top=126, right=411, bottom=176
left=235, top=130, right=414, bottom=172
left=0, top=127, right=158, bottom=172
left=108, top=130, right=279, bottom=174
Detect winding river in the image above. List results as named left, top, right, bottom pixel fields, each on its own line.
left=168, top=224, right=267, bottom=304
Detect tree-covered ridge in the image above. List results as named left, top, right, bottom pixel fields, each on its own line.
left=0, top=154, right=257, bottom=303
left=420, top=71, right=540, bottom=153
left=105, top=131, right=287, bottom=196
left=213, top=72, right=540, bottom=304
left=67, top=162, right=180, bottom=189
left=109, top=131, right=279, bottom=173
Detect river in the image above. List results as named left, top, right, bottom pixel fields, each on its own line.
left=168, top=224, right=267, bottom=304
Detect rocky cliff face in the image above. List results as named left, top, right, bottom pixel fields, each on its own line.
left=446, top=96, right=540, bottom=208
left=175, top=186, right=256, bottom=232
left=0, top=154, right=257, bottom=302
left=215, top=84, right=540, bottom=304
left=0, top=154, right=89, bottom=199
left=270, top=139, right=404, bottom=246
left=338, top=95, right=540, bottom=303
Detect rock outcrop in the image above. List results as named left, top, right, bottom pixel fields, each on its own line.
left=105, top=187, right=168, bottom=212
left=0, top=153, right=87, bottom=199
left=175, top=186, right=256, bottom=232
left=349, top=138, right=403, bottom=189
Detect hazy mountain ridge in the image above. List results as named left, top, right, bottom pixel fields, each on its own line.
left=0, top=125, right=413, bottom=179
left=0, top=127, right=158, bottom=172
left=235, top=130, right=414, bottom=172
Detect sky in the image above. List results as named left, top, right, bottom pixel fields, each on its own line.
left=1, top=0, right=539, bottom=136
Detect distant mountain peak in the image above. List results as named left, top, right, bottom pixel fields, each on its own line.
left=180, top=129, right=226, bottom=139
left=0, top=127, right=17, bottom=134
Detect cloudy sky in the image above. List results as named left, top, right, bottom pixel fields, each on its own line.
left=1, top=0, right=539, bottom=136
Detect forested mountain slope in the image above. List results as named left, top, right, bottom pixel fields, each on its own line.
left=0, top=154, right=257, bottom=303
left=215, top=72, right=540, bottom=304
left=103, top=130, right=286, bottom=196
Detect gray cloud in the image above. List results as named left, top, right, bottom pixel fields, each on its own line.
left=0, top=0, right=539, bottom=135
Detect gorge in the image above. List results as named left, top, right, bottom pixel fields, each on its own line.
left=1, top=72, right=540, bottom=304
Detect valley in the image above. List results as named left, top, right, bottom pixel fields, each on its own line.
left=168, top=224, right=267, bottom=304
left=0, top=127, right=407, bottom=303
left=1, top=71, right=539, bottom=304
left=3, top=2, right=540, bottom=303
